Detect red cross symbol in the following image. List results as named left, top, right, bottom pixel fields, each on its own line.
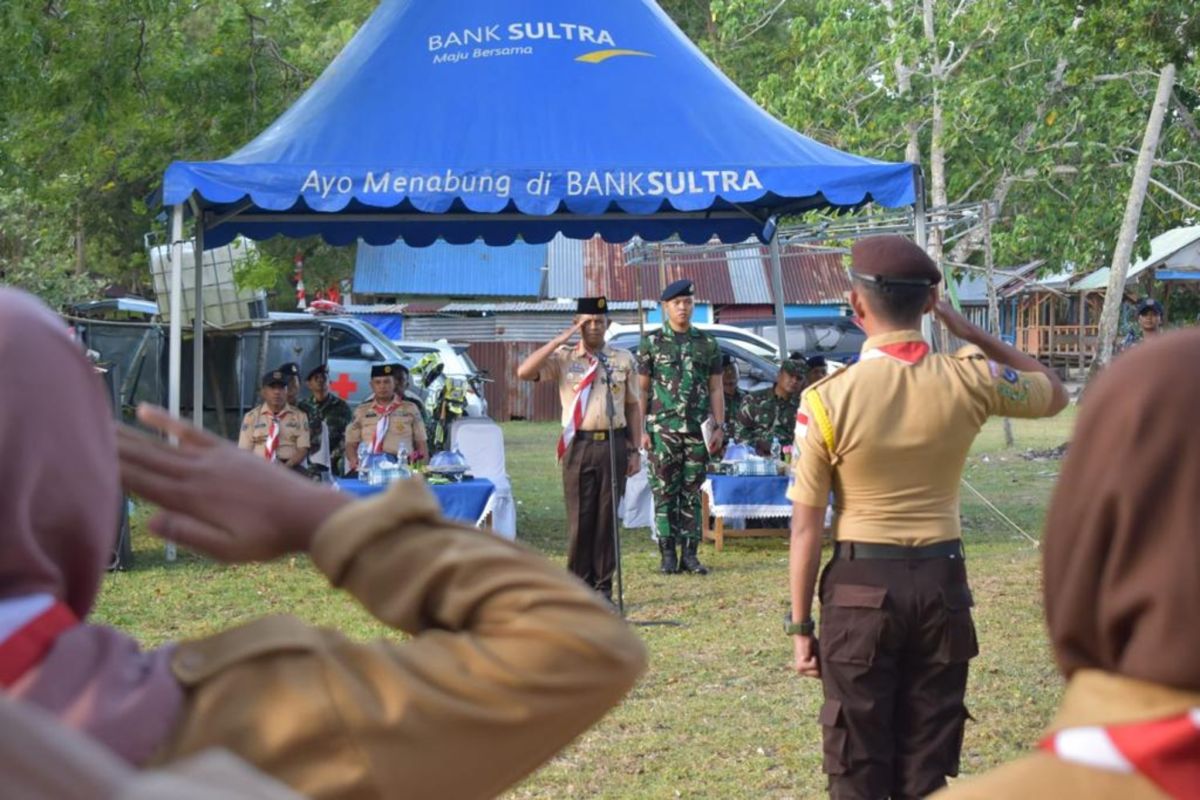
left=330, top=373, right=358, bottom=400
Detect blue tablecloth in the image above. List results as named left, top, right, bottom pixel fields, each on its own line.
left=703, top=474, right=791, bottom=518
left=334, top=477, right=496, bottom=526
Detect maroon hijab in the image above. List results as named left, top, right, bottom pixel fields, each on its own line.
left=1044, top=328, right=1200, bottom=691
left=0, top=288, right=182, bottom=762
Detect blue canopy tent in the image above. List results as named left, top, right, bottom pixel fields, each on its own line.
left=161, top=0, right=923, bottom=428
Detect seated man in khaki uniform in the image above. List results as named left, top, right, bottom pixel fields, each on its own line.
left=237, top=369, right=310, bottom=470
left=345, top=363, right=428, bottom=472
left=786, top=236, right=1069, bottom=799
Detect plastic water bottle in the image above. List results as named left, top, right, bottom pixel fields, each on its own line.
left=770, top=436, right=782, bottom=463
left=357, top=443, right=370, bottom=480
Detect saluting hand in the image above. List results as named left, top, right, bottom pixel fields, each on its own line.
left=555, top=318, right=586, bottom=346
left=793, top=635, right=821, bottom=679
left=117, top=404, right=350, bottom=563
left=933, top=300, right=978, bottom=342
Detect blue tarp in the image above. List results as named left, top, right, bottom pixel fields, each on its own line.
left=355, top=240, right=546, bottom=296
left=164, top=0, right=917, bottom=249
left=355, top=313, right=404, bottom=339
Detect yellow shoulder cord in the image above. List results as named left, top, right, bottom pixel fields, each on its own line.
left=804, top=389, right=837, bottom=458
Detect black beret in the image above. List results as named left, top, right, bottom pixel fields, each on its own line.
left=305, top=364, right=328, bottom=380
left=721, top=354, right=736, bottom=368
left=1136, top=298, right=1163, bottom=315
left=278, top=362, right=300, bottom=377
left=850, top=236, right=941, bottom=287
left=576, top=296, right=608, bottom=315
left=262, top=370, right=288, bottom=387
left=660, top=279, right=695, bottom=302
left=806, top=355, right=828, bottom=370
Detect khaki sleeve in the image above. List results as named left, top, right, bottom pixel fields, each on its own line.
left=956, top=347, right=1056, bottom=419
left=787, top=394, right=833, bottom=507
left=622, top=353, right=640, bottom=403
left=165, top=481, right=645, bottom=800
left=409, top=403, right=428, bottom=452
left=294, top=417, right=310, bottom=451
left=343, top=409, right=362, bottom=447
left=236, top=413, right=254, bottom=450
left=536, top=348, right=563, bottom=383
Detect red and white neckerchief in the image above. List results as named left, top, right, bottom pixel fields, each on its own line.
left=859, top=340, right=930, bottom=366
left=371, top=399, right=401, bottom=454
left=263, top=410, right=281, bottom=462
left=1040, top=710, right=1200, bottom=799
left=557, top=354, right=600, bottom=461
left=0, top=595, right=78, bottom=688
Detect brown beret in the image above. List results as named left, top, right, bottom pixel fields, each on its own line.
left=850, top=235, right=941, bottom=287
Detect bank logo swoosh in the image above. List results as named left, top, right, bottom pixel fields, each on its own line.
left=576, top=49, right=654, bottom=64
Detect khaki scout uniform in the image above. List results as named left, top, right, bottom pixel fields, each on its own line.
left=344, top=396, right=426, bottom=459
left=931, top=671, right=1200, bottom=800
left=789, top=330, right=1056, bottom=799
left=538, top=344, right=639, bottom=597
left=155, top=480, right=647, bottom=799
left=237, top=404, right=310, bottom=463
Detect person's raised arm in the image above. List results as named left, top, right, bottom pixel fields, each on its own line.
left=934, top=301, right=1069, bottom=414
left=516, top=320, right=583, bottom=381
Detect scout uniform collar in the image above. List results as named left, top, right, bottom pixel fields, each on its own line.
left=1048, top=670, right=1200, bottom=732
left=860, top=329, right=930, bottom=366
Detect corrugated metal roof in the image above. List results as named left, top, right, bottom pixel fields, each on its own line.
left=778, top=250, right=853, bottom=305
left=354, top=240, right=547, bottom=297
left=436, top=300, right=645, bottom=313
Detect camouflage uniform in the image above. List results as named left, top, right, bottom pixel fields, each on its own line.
left=722, top=389, right=745, bottom=442
left=736, top=388, right=800, bottom=456
left=299, top=393, right=353, bottom=474
left=637, top=326, right=723, bottom=548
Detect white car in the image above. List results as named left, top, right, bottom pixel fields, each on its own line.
left=391, top=339, right=489, bottom=418
left=605, top=322, right=780, bottom=361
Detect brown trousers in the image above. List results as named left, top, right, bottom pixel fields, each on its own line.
left=817, top=550, right=978, bottom=800
left=562, top=435, right=627, bottom=595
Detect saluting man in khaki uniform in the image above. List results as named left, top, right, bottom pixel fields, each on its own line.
left=345, top=363, right=427, bottom=472
left=786, top=236, right=1069, bottom=799
left=238, top=369, right=310, bottom=470
left=517, top=296, right=641, bottom=604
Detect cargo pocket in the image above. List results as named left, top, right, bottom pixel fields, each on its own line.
left=821, top=584, right=888, bottom=666
left=818, top=698, right=848, bottom=775
left=936, top=584, right=979, bottom=663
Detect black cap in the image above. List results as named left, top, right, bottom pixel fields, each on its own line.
left=806, top=355, right=828, bottom=370
left=660, top=279, right=695, bottom=302
left=371, top=364, right=398, bottom=378
left=278, top=362, right=300, bottom=378
left=577, top=296, right=608, bottom=314
left=1136, top=298, right=1163, bottom=316
left=262, top=369, right=288, bottom=387
left=721, top=354, right=736, bottom=368
left=850, top=235, right=942, bottom=287
left=305, top=363, right=328, bottom=380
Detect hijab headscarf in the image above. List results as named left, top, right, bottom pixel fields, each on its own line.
left=0, top=288, right=182, bottom=762
left=1044, top=328, right=1200, bottom=691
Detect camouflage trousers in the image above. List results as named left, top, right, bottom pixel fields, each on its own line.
left=647, top=431, right=708, bottom=543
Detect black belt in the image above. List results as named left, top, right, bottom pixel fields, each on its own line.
left=575, top=428, right=626, bottom=442
left=833, top=540, right=964, bottom=560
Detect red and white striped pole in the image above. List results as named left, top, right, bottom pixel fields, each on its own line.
left=294, top=251, right=307, bottom=310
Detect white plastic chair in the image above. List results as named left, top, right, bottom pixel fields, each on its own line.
left=449, top=417, right=516, bottom=539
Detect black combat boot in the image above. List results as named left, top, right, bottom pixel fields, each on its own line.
left=658, top=537, right=679, bottom=574
left=679, top=539, right=709, bottom=575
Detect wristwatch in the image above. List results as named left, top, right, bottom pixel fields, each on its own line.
left=783, top=614, right=815, bottom=636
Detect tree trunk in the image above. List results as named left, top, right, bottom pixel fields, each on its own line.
left=74, top=211, right=86, bottom=275
left=1089, top=62, right=1176, bottom=378
left=983, top=202, right=1015, bottom=448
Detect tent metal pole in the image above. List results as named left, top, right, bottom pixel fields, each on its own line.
left=912, top=168, right=934, bottom=343
left=191, top=197, right=205, bottom=430
left=768, top=220, right=788, bottom=355
left=166, top=203, right=184, bottom=562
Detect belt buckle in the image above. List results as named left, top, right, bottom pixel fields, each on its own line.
left=595, top=431, right=607, bottom=441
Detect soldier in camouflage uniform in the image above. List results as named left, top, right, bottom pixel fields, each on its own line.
left=736, top=358, right=807, bottom=456
left=298, top=364, right=354, bottom=476
left=721, top=355, right=745, bottom=443
left=637, top=280, right=725, bottom=575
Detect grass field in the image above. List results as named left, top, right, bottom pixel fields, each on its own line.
left=95, top=408, right=1077, bottom=799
